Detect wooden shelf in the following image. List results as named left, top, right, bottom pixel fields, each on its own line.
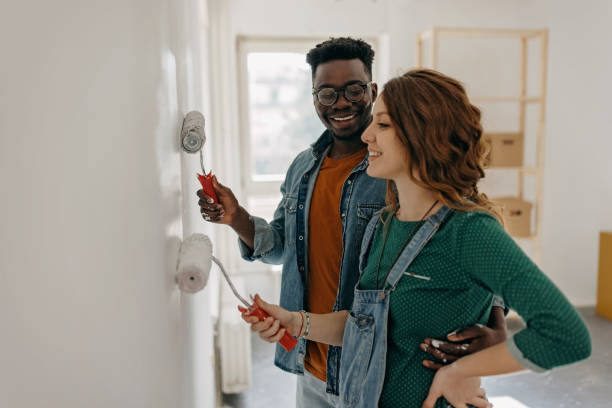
left=485, top=166, right=539, bottom=173
left=471, top=96, right=542, bottom=103
left=419, top=27, right=545, bottom=40
left=417, top=27, right=548, bottom=264
left=520, top=167, right=538, bottom=174
left=515, top=234, right=539, bottom=240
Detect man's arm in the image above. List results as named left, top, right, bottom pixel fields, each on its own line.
left=420, top=305, right=507, bottom=370
left=198, top=174, right=290, bottom=263
left=229, top=206, right=255, bottom=249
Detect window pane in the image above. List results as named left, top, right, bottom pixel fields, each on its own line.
left=247, top=52, right=324, bottom=179
left=246, top=194, right=282, bottom=224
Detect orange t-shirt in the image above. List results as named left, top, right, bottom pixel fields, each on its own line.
left=304, top=147, right=367, bottom=381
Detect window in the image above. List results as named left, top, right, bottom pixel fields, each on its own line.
left=246, top=52, right=323, bottom=180
left=238, top=39, right=324, bottom=209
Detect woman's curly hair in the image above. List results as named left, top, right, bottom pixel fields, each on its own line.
left=381, top=69, right=501, bottom=222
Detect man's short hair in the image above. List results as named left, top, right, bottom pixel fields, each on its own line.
left=306, top=37, right=375, bottom=80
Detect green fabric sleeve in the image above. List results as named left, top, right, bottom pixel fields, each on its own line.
left=456, top=213, right=591, bottom=371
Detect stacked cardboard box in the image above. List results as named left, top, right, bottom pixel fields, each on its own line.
left=495, top=197, right=533, bottom=238
left=484, top=132, right=524, bottom=167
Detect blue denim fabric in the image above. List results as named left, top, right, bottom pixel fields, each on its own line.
left=238, top=130, right=387, bottom=395
left=339, top=206, right=451, bottom=408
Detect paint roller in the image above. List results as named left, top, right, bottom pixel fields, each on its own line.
left=175, top=111, right=216, bottom=293
left=174, top=234, right=297, bottom=351
left=180, top=110, right=218, bottom=203
left=175, top=233, right=212, bottom=293
left=176, top=111, right=297, bottom=351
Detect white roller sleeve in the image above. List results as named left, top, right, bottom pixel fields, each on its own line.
left=175, top=233, right=212, bottom=294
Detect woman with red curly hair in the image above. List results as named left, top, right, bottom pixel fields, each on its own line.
left=243, top=69, right=591, bottom=408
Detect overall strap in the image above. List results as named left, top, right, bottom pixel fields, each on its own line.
left=358, top=207, right=387, bottom=276
left=384, top=206, right=451, bottom=291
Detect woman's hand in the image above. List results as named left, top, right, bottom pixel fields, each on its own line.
left=240, top=294, right=302, bottom=342
left=422, top=364, right=491, bottom=408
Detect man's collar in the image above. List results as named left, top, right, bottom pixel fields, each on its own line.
left=310, top=130, right=370, bottom=172
left=310, top=130, right=334, bottom=159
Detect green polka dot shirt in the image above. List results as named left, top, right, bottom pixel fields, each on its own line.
left=358, top=210, right=591, bottom=408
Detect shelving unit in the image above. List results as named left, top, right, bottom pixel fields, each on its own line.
left=416, top=27, right=549, bottom=263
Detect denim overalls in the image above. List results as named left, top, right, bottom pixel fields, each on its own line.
left=339, top=205, right=451, bottom=408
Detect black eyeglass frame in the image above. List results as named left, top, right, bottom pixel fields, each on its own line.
left=312, top=82, right=373, bottom=106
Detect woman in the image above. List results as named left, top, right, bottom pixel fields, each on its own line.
left=243, top=69, right=591, bottom=408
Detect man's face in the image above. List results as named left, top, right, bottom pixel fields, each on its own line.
left=312, top=59, right=378, bottom=140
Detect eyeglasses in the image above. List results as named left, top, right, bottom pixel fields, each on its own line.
left=312, top=82, right=372, bottom=106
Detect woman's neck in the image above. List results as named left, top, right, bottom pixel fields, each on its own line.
left=394, top=176, right=440, bottom=221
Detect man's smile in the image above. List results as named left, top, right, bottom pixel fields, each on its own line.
left=327, top=111, right=361, bottom=129
left=330, top=114, right=356, bottom=121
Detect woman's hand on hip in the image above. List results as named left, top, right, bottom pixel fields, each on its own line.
left=422, top=365, right=491, bottom=408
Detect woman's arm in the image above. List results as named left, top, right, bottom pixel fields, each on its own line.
left=422, top=342, right=523, bottom=408
left=423, top=214, right=591, bottom=408
left=301, top=310, right=350, bottom=346
left=457, top=216, right=591, bottom=371
left=450, top=341, right=524, bottom=376
left=242, top=295, right=349, bottom=346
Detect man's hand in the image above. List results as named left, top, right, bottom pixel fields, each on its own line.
left=197, top=175, right=239, bottom=225
left=420, top=306, right=507, bottom=370
left=197, top=175, right=256, bottom=248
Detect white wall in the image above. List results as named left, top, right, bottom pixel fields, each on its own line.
left=0, top=1, right=215, bottom=407
left=214, top=0, right=612, bottom=305
left=524, top=0, right=612, bottom=306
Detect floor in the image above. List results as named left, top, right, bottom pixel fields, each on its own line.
left=222, top=308, right=612, bottom=408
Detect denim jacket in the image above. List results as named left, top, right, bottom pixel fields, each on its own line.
left=238, top=130, right=387, bottom=395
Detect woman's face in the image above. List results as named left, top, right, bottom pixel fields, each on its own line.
left=361, top=97, right=409, bottom=181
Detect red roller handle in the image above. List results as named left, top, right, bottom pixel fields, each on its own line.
left=197, top=172, right=218, bottom=204
left=238, top=305, right=298, bottom=352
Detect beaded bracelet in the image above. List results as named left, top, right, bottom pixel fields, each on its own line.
left=302, top=311, right=310, bottom=338
left=298, top=310, right=310, bottom=338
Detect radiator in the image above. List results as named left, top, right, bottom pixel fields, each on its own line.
left=218, top=276, right=252, bottom=394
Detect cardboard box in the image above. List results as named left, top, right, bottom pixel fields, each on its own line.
left=484, top=132, right=524, bottom=167
left=495, top=197, right=533, bottom=237
left=596, top=231, right=612, bottom=321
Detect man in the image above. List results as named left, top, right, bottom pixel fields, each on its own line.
left=198, top=37, right=506, bottom=407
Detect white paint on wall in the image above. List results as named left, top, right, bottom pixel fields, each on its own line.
left=0, top=0, right=215, bottom=407
left=213, top=0, right=612, bottom=305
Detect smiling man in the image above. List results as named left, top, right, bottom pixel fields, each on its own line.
left=198, top=38, right=506, bottom=407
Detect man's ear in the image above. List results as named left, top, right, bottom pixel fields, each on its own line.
left=370, top=82, right=378, bottom=101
